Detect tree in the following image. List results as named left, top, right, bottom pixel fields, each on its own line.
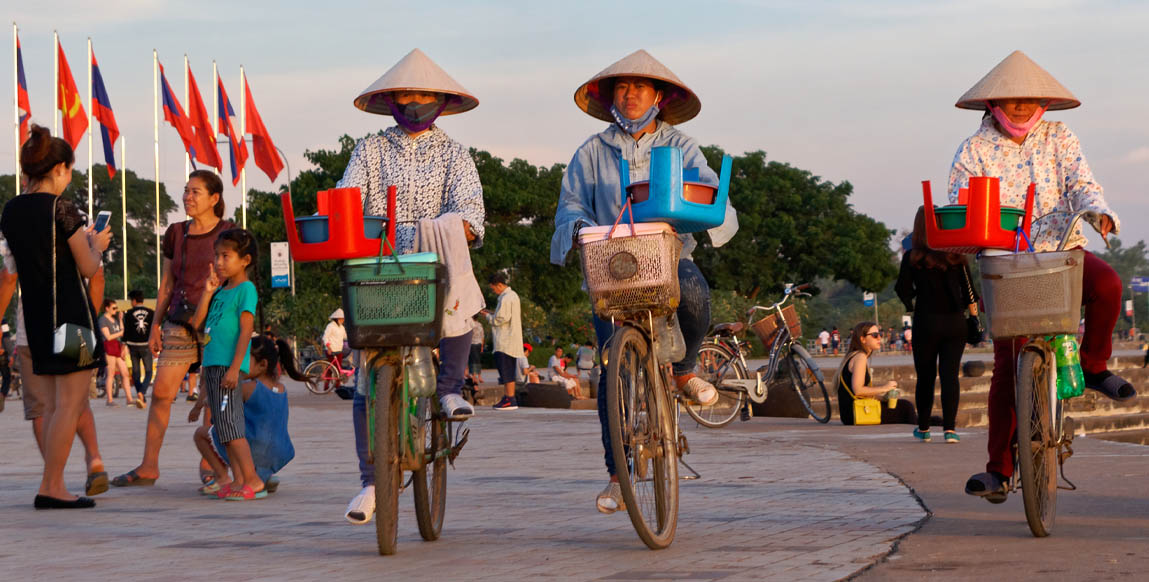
left=693, top=148, right=898, bottom=300
left=1096, top=237, right=1149, bottom=332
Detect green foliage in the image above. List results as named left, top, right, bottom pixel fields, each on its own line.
left=1096, top=237, right=1149, bottom=331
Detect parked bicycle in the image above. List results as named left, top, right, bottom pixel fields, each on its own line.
left=975, top=210, right=1097, bottom=537
left=690, top=284, right=830, bottom=427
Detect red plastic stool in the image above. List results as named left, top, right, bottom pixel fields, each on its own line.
left=923, top=177, right=1034, bottom=254
left=282, top=186, right=396, bottom=262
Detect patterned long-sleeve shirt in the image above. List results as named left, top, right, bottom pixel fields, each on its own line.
left=948, top=117, right=1119, bottom=252
left=337, top=125, right=485, bottom=254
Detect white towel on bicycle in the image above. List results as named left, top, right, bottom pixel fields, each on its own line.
left=415, top=213, right=484, bottom=338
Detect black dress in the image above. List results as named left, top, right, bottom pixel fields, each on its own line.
left=0, top=194, right=103, bottom=375
left=837, top=352, right=917, bottom=425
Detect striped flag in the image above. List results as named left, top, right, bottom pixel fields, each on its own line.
left=16, top=34, right=31, bottom=145
left=217, top=78, right=248, bottom=186
left=159, top=62, right=197, bottom=165
left=90, top=50, right=120, bottom=178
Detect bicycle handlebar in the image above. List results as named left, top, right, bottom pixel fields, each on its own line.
left=1026, top=209, right=1109, bottom=251
left=744, top=283, right=812, bottom=319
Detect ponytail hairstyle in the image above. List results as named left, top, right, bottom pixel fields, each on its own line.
left=214, top=228, right=259, bottom=281
left=20, top=125, right=74, bottom=185
left=248, top=335, right=306, bottom=382
left=188, top=169, right=225, bottom=218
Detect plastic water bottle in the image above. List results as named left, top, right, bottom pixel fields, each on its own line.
left=654, top=314, right=686, bottom=364
left=1052, top=334, right=1085, bottom=400
left=407, top=346, right=437, bottom=398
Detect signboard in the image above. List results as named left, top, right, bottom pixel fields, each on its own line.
left=1132, top=276, right=1149, bottom=293
left=271, top=242, right=291, bottom=289
left=1126, top=300, right=1134, bottom=317
left=862, top=291, right=876, bottom=307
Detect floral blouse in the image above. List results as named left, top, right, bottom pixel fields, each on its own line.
left=337, top=125, right=485, bottom=254
left=948, top=117, right=1119, bottom=252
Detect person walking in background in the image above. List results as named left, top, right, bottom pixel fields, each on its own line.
left=99, top=299, right=140, bottom=408
left=818, top=328, right=830, bottom=355
left=831, top=326, right=841, bottom=355
left=114, top=170, right=236, bottom=488
left=123, top=290, right=155, bottom=400
left=485, top=271, right=523, bottom=410
left=835, top=322, right=917, bottom=425
left=896, top=206, right=978, bottom=444
left=1, top=125, right=112, bottom=509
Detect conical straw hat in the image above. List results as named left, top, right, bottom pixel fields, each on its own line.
left=956, top=50, right=1079, bottom=111
left=354, top=49, right=479, bottom=116
left=574, top=49, right=701, bottom=125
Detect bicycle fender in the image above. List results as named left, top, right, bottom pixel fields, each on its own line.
left=789, top=344, right=824, bottom=382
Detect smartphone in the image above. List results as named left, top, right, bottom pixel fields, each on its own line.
left=93, top=210, right=112, bottom=232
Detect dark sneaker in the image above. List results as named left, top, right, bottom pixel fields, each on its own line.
left=965, top=471, right=1008, bottom=503
left=492, top=396, right=518, bottom=411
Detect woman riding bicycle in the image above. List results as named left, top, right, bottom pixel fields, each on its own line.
left=335, top=49, right=485, bottom=525
left=550, top=49, right=738, bottom=514
left=322, top=308, right=350, bottom=372
left=948, top=51, right=1136, bottom=499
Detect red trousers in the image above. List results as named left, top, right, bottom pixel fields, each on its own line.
left=985, top=250, right=1120, bottom=476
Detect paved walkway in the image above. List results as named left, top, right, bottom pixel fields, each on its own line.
left=0, top=385, right=924, bottom=581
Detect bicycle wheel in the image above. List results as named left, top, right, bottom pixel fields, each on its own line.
left=1016, top=348, right=1058, bottom=537
left=785, top=344, right=831, bottom=423
left=606, top=325, right=678, bottom=550
left=303, top=360, right=337, bottom=395
left=372, top=363, right=401, bottom=555
left=413, top=398, right=447, bottom=541
left=684, top=343, right=747, bottom=428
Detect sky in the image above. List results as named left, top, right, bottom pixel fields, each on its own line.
left=4, top=0, right=1148, bottom=247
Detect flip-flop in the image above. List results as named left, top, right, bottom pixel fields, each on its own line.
left=198, top=480, right=222, bottom=496
left=111, top=470, right=156, bottom=487
left=85, top=472, right=109, bottom=496
left=1084, top=370, right=1136, bottom=401
left=224, top=485, right=267, bottom=501
left=965, top=471, right=1008, bottom=503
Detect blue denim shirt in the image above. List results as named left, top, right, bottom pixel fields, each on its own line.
left=551, top=121, right=738, bottom=266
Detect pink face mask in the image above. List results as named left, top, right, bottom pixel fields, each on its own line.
left=989, top=103, right=1047, bottom=138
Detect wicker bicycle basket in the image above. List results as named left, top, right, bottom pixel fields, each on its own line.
left=978, top=249, right=1084, bottom=339
left=339, top=253, right=446, bottom=348
left=751, top=304, right=802, bottom=347
left=578, top=223, right=682, bottom=320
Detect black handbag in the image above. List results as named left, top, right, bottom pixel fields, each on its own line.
left=50, top=197, right=98, bottom=366
left=166, top=221, right=196, bottom=323
left=962, top=264, right=984, bottom=346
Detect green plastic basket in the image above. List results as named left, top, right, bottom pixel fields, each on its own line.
left=340, top=252, right=445, bottom=348
left=935, top=205, right=1025, bottom=231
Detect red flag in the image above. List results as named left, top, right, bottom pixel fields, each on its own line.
left=186, top=67, right=222, bottom=171
left=243, top=78, right=283, bottom=182
left=56, top=41, right=88, bottom=151
left=159, top=63, right=197, bottom=163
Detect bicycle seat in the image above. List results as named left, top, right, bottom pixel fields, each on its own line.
left=711, top=322, right=746, bottom=336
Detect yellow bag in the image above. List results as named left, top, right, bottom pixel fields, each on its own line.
left=839, top=354, right=881, bottom=425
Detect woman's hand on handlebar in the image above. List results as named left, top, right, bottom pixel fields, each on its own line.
left=1097, top=214, right=1115, bottom=241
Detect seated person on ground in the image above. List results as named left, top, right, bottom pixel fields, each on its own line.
left=835, top=322, right=917, bottom=426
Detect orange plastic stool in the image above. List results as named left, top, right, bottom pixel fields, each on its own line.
left=923, top=177, right=1034, bottom=254
left=282, top=186, right=395, bottom=262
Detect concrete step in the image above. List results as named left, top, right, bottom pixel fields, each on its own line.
left=1070, top=411, right=1149, bottom=434
left=1087, top=428, right=1149, bottom=446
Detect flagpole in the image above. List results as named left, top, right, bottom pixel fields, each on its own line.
left=183, top=54, right=189, bottom=180
left=153, top=50, right=161, bottom=292
left=12, top=22, right=18, bottom=194
left=87, top=37, right=93, bottom=218
left=212, top=60, right=220, bottom=177
left=239, top=65, right=246, bottom=228
left=53, top=31, right=58, bottom=137
left=121, top=136, right=127, bottom=300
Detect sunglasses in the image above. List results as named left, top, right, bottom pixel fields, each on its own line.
left=866, top=332, right=881, bottom=338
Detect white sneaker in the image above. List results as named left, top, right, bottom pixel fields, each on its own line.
left=596, top=481, right=626, bottom=514
left=679, top=376, right=719, bottom=406
left=345, top=485, right=375, bottom=524
left=440, top=393, right=474, bottom=420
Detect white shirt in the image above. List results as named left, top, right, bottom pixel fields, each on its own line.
left=487, top=287, right=523, bottom=358
left=322, top=320, right=347, bottom=354
left=818, top=330, right=830, bottom=344
left=548, top=354, right=567, bottom=380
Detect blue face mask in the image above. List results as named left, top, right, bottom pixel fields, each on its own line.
left=610, top=103, right=660, bottom=135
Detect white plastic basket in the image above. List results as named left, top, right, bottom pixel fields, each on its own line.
left=578, top=222, right=682, bottom=319
left=978, top=249, right=1084, bottom=338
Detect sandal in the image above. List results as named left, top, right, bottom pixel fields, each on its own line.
left=1084, top=370, right=1136, bottom=402
left=85, top=471, right=109, bottom=496
left=224, top=485, right=267, bottom=501
left=111, top=469, right=156, bottom=487
left=198, top=480, right=222, bottom=496
left=214, top=484, right=233, bottom=499
left=965, top=471, right=1008, bottom=503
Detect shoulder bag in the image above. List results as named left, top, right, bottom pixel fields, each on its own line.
left=50, top=197, right=98, bottom=367
left=839, top=354, right=881, bottom=425
left=961, top=264, right=984, bottom=346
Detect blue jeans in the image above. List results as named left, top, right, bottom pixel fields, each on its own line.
left=594, top=259, right=710, bottom=476
left=128, top=344, right=153, bottom=395
left=352, top=330, right=473, bottom=487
